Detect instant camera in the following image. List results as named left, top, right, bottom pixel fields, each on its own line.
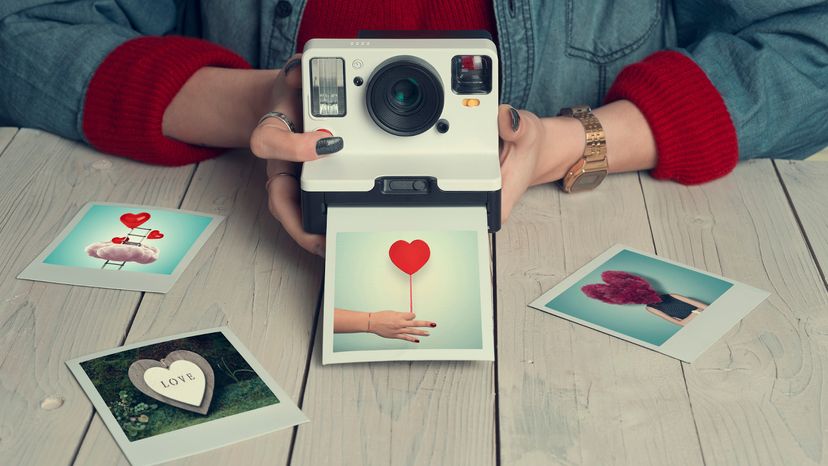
left=299, top=31, right=501, bottom=233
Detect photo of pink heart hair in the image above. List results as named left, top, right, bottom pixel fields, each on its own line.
left=581, top=271, right=663, bottom=305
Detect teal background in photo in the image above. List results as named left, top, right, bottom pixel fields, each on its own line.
left=44, top=204, right=213, bottom=275
left=334, top=230, right=483, bottom=352
left=546, top=249, right=733, bottom=346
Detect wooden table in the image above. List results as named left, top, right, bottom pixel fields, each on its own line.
left=1, top=127, right=827, bottom=466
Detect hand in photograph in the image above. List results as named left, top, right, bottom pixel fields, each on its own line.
left=334, top=309, right=436, bottom=343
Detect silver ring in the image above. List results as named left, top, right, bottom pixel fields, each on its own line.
left=258, top=111, right=296, bottom=133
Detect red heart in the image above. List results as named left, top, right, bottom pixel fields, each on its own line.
left=581, top=270, right=662, bottom=305
left=147, top=230, right=164, bottom=240
left=120, top=212, right=151, bottom=229
left=111, top=236, right=128, bottom=244
left=389, top=240, right=430, bottom=275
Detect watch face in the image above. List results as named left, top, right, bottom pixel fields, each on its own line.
left=570, top=171, right=607, bottom=192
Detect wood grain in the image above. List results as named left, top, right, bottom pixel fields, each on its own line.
left=73, top=150, right=324, bottom=466
left=495, top=173, right=704, bottom=466
left=776, top=160, right=828, bottom=287
left=0, top=128, right=17, bottom=155
left=0, top=130, right=194, bottom=466
left=641, top=160, right=828, bottom=465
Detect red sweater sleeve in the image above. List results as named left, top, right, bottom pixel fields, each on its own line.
left=605, top=50, right=738, bottom=185
left=82, top=36, right=251, bottom=166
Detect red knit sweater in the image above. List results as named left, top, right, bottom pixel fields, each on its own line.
left=82, top=1, right=737, bottom=184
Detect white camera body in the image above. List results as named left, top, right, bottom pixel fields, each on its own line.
left=299, top=33, right=501, bottom=233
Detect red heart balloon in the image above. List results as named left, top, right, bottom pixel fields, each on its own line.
left=389, top=240, right=430, bottom=275
left=581, top=270, right=662, bottom=305
left=111, top=236, right=128, bottom=244
left=147, top=230, right=164, bottom=240
left=120, top=212, right=151, bottom=229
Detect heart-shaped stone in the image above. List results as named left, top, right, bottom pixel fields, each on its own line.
left=581, top=270, right=662, bottom=305
left=128, top=350, right=214, bottom=415
left=147, top=230, right=164, bottom=240
left=111, top=236, right=128, bottom=244
left=120, top=212, right=151, bottom=229
left=389, top=239, right=430, bottom=275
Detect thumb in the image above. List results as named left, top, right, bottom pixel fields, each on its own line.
left=498, top=104, right=523, bottom=142
left=404, top=312, right=416, bottom=320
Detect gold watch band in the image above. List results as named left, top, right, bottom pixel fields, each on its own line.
left=558, top=105, right=609, bottom=193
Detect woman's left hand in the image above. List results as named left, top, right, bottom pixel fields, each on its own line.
left=497, top=105, right=585, bottom=222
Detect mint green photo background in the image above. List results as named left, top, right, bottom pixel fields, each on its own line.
left=44, top=204, right=212, bottom=275
left=333, top=230, right=483, bottom=352
left=545, top=249, right=733, bottom=346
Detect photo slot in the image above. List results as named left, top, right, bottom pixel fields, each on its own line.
left=323, top=206, right=495, bottom=364
left=530, top=245, right=769, bottom=362
left=67, top=328, right=307, bottom=466
left=18, top=202, right=224, bottom=293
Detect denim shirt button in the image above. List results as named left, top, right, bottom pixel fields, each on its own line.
left=274, top=1, right=293, bottom=18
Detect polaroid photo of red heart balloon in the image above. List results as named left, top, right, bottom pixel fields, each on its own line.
left=18, top=202, right=224, bottom=293
left=322, top=206, right=494, bottom=364
left=529, top=245, right=769, bottom=362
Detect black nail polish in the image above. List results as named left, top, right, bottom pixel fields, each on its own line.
left=509, top=107, right=521, bottom=132
left=283, top=58, right=301, bottom=74
left=316, top=137, right=343, bottom=155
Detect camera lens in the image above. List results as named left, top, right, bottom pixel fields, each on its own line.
left=389, top=78, right=422, bottom=111
left=366, top=57, right=443, bottom=136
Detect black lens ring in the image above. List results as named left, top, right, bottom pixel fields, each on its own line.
left=366, top=57, right=444, bottom=136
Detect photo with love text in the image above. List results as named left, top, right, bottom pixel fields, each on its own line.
left=79, top=332, right=279, bottom=441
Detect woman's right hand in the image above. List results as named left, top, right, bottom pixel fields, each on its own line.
left=249, top=55, right=344, bottom=256
left=368, top=311, right=436, bottom=343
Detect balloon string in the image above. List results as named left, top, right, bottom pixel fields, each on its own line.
left=409, top=274, right=413, bottom=314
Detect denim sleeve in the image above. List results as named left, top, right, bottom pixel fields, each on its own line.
left=0, top=1, right=178, bottom=141
left=674, top=1, right=828, bottom=160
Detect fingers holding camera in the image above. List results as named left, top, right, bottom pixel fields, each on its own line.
left=265, top=162, right=326, bottom=257
left=251, top=125, right=342, bottom=162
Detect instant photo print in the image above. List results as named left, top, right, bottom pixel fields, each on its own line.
left=530, top=245, right=770, bottom=362
left=18, top=202, right=223, bottom=293
left=66, top=327, right=307, bottom=466
left=323, top=206, right=495, bottom=364
left=299, top=33, right=502, bottom=234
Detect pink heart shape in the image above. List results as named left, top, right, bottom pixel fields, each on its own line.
left=581, top=271, right=662, bottom=305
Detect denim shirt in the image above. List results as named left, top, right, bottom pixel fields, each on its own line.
left=1, top=0, right=826, bottom=160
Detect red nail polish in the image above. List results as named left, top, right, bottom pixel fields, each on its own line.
left=430, top=323, right=437, bottom=327
left=415, top=339, right=420, bottom=343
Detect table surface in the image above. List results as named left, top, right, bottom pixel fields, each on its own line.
left=2, top=127, right=828, bottom=466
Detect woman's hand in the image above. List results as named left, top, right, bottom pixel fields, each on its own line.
left=497, top=105, right=584, bottom=222
left=249, top=55, right=344, bottom=257
left=367, top=311, right=436, bottom=343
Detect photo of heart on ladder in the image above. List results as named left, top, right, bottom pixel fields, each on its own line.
left=66, top=328, right=307, bottom=466
left=322, top=206, right=495, bottom=364
left=18, top=202, right=223, bottom=292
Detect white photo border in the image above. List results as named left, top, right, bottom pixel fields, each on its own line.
left=66, top=327, right=308, bottom=466
left=323, top=206, right=495, bottom=364
left=529, top=244, right=769, bottom=362
left=18, top=202, right=224, bottom=293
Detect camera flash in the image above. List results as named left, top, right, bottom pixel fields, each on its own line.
left=310, top=57, right=346, bottom=117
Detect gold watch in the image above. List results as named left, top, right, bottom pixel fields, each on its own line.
left=558, top=105, right=608, bottom=193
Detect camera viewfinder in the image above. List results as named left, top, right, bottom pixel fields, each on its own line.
left=451, top=55, right=492, bottom=94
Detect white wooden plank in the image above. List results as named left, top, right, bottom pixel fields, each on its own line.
left=0, top=127, right=17, bottom=155
left=806, top=146, right=828, bottom=161
left=777, top=160, right=828, bottom=282
left=73, top=150, right=323, bottom=465
left=641, top=160, right=828, bottom=465
left=0, top=129, right=194, bottom=466
left=495, top=173, right=704, bottom=465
